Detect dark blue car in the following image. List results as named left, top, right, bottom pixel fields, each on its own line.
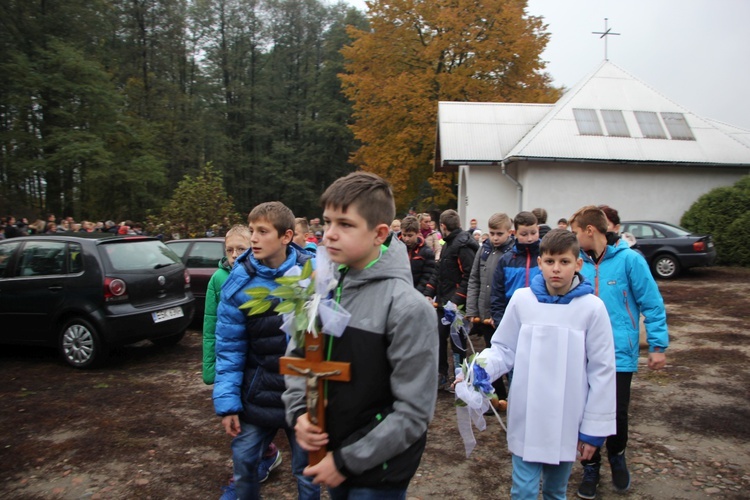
left=620, top=221, right=717, bottom=279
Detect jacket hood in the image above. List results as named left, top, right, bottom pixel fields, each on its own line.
left=445, top=227, right=479, bottom=251
left=239, top=243, right=302, bottom=280
left=530, top=272, right=593, bottom=304
left=480, top=235, right=515, bottom=261
left=583, top=235, right=629, bottom=264
left=445, top=227, right=467, bottom=243
left=338, top=233, right=413, bottom=288
left=398, top=233, right=425, bottom=249
left=217, top=255, right=231, bottom=272
left=513, top=239, right=540, bottom=255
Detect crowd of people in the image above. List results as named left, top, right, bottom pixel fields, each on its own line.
left=1, top=177, right=667, bottom=500
left=197, top=170, right=667, bottom=500
left=404, top=204, right=664, bottom=500
left=0, top=213, right=145, bottom=239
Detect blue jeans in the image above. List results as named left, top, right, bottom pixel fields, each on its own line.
left=328, top=486, right=406, bottom=500
left=510, top=454, right=573, bottom=500
left=231, top=421, right=319, bottom=500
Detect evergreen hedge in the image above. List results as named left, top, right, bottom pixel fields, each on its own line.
left=680, top=176, right=750, bottom=266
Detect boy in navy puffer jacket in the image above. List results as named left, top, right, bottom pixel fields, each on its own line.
left=213, top=202, right=319, bottom=500
left=490, top=211, right=542, bottom=326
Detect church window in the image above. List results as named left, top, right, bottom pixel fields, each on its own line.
left=634, top=111, right=668, bottom=139
left=573, top=108, right=603, bottom=136
left=601, top=110, right=630, bottom=137
left=661, top=112, right=696, bottom=140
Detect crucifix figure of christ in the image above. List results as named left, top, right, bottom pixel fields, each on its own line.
left=280, top=331, right=351, bottom=465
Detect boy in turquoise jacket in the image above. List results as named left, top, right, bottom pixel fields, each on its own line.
left=570, top=205, right=668, bottom=499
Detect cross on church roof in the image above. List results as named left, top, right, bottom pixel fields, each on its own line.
left=592, top=18, right=620, bottom=61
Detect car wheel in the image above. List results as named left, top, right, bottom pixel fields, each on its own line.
left=151, top=330, right=186, bottom=347
left=59, top=318, right=108, bottom=368
left=652, top=254, right=681, bottom=279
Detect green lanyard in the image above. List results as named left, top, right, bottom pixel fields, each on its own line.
left=324, top=245, right=386, bottom=396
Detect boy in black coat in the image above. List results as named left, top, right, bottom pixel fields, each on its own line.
left=424, top=209, right=479, bottom=390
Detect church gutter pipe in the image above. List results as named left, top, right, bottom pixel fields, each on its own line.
left=442, top=158, right=750, bottom=169
left=501, top=157, right=750, bottom=169
left=501, top=159, right=523, bottom=213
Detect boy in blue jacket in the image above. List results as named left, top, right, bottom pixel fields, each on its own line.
left=570, top=205, right=668, bottom=499
left=283, top=172, right=438, bottom=498
left=213, top=202, right=319, bottom=500
left=203, top=224, right=282, bottom=494
left=490, top=211, right=542, bottom=326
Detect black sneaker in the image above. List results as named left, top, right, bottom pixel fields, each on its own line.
left=609, top=451, right=631, bottom=491
left=577, top=462, right=600, bottom=499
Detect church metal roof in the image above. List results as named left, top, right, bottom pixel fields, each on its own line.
left=436, top=61, right=750, bottom=169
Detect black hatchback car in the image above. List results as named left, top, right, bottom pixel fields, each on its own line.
left=620, top=221, right=717, bottom=279
left=0, top=234, right=195, bottom=368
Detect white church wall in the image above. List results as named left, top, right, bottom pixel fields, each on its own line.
left=462, top=164, right=520, bottom=230
left=518, top=162, right=747, bottom=225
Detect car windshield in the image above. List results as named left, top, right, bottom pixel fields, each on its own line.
left=100, top=240, right=182, bottom=271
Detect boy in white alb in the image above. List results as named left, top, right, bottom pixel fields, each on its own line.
left=466, top=229, right=616, bottom=499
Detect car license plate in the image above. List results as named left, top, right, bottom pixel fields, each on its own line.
left=152, top=306, right=184, bottom=323
left=708, top=241, right=714, bottom=248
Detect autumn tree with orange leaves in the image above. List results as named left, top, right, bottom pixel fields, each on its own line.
left=341, top=0, right=562, bottom=212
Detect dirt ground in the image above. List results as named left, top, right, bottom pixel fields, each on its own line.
left=1, top=267, right=749, bottom=499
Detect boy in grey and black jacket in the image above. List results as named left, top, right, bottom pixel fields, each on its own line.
left=283, top=172, right=438, bottom=496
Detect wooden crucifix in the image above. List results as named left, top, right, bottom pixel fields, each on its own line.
left=280, top=331, right=351, bottom=465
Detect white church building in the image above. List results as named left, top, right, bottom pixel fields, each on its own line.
left=434, top=61, right=750, bottom=228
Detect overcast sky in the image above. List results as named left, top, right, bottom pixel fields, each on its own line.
left=339, top=0, right=750, bottom=130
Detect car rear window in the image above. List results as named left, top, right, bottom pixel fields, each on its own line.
left=185, top=241, right=225, bottom=268
left=660, top=223, right=692, bottom=237
left=166, top=241, right=190, bottom=259
left=100, top=240, right=182, bottom=271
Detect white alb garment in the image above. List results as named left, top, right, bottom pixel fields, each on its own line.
left=477, top=287, right=616, bottom=464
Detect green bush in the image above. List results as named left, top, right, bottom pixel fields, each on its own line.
left=145, top=163, right=242, bottom=239
left=722, top=212, right=750, bottom=267
left=681, top=176, right=750, bottom=266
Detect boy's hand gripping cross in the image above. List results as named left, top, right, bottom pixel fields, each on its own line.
left=280, top=331, right=351, bottom=465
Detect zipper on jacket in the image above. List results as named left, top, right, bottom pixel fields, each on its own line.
left=623, top=290, right=637, bottom=333
left=594, top=263, right=600, bottom=296
left=525, top=248, right=531, bottom=287
left=591, top=248, right=607, bottom=296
